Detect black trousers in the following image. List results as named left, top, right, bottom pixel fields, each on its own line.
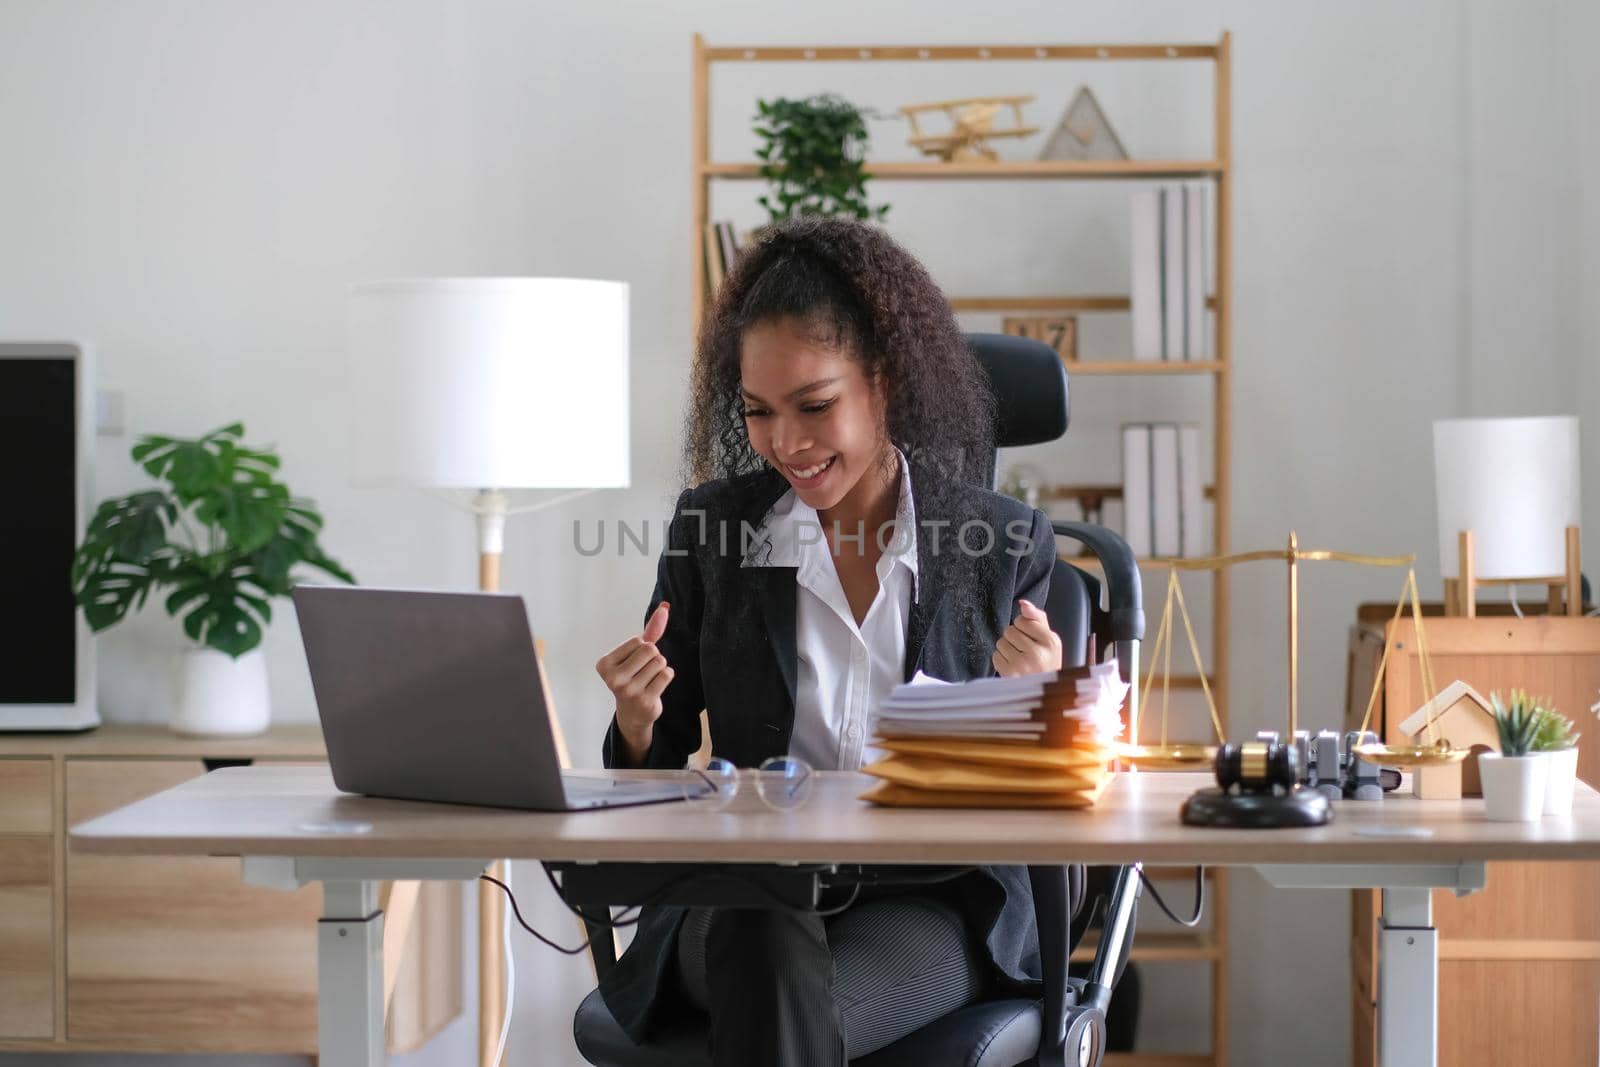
left=673, top=889, right=986, bottom=1066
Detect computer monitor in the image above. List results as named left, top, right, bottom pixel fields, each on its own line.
left=0, top=342, right=99, bottom=730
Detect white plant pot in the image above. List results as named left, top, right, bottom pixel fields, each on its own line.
left=1542, top=746, right=1580, bottom=816
left=172, top=647, right=270, bottom=738
left=1478, top=752, right=1548, bottom=822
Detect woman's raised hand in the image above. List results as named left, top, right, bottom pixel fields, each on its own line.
left=596, top=601, right=674, bottom=762
left=992, top=598, right=1063, bottom=677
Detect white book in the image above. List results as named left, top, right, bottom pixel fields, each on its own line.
left=1178, top=424, right=1204, bottom=557
left=1184, top=183, right=1207, bottom=360
left=1129, top=189, right=1162, bottom=361
left=1151, top=424, right=1181, bottom=558
left=1161, top=185, right=1184, bottom=362
left=1121, top=424, right=1152, bottom=557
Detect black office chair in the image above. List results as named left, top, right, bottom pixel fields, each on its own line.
left=569, top=333, right=1146, bottom=1067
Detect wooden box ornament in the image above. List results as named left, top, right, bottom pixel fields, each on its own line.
left=1002, top=315, right=1077, bottom=361
left=1398, top=680, right=1498, bottom=798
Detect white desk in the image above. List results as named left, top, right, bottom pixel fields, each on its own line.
left=70, top=766, right=1600, bottom=1066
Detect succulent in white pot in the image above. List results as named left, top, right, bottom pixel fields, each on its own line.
left=1531, top=702, right=1580, bottom=817
left=1479, top=691, right=1550, bottom=822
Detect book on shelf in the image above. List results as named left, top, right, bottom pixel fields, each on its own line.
left=1121, top=424, right=1152, bottom=557
left=703, top=222, right=725, bottom=295
left=1129, top=189, right=1162, bottom=361
left=1161, top=187, right=1184, bottom=361
left=1178, top=424, right=1204, bottom=558
left=717, top=221, right=741, bottom=273
left=703, top=220, right=744, bottom=298
left=1129, top=183, right=1209, bottom=361
left=1150, top=424, right=1180, bottom=558
left=1121, top=421, right=1206, bottom=559
left=1184, top=183, right=1207, bottom=360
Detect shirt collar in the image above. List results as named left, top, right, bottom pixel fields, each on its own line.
left=742, top=446, right=921, bottom=604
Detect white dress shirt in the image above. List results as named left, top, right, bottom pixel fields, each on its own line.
left=742, top=448, right=919, bottom=771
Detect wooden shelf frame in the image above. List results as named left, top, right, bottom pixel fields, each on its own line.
left=703, top=160, right=1224, bottom=181
left=948, top=295, right=1220, bottom=313
left=691, top=31, right=1233, bottom=1065
left=1071, top=931, right=1219, bottom=964
left=1063, top=359, right=1226, bottom=376
left=702, top=43, right=1221, bottom=62
left=1065, top=553, right=1225, bottom=573
left=1043, top=484, right=1218, bottom=503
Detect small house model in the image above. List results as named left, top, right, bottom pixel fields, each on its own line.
left=1398, top=680, right=1498, bottom=799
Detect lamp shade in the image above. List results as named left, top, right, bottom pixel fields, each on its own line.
left=347, top=277, right=629, bottom=490
left=1433, top=415, right=1580, bottom=580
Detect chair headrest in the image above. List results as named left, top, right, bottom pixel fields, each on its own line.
left=966, top=333, right=1070, bottom=448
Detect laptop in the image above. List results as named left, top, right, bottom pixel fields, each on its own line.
left=292, top=585, right=692, bottom=811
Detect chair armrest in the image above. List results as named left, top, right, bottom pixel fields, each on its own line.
left=1051, top=522, right=1143, bottom=644
left=1032, top=863, right=1142, bottom=1067
left=1028, top=865, right=1074, bottom=1067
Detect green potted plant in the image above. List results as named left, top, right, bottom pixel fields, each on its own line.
left=1480, top=690, right=1550, bottom=821
left=71, top=423, right=354, bottom=737
left=754, top=94, right=890, bottom=223
left=1531, top=703, right=1580, bottom=816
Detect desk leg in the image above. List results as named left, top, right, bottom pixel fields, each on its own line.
left=319, top=880, right=385, bottom=1067
left=1378, top=887, right=1436, bottom=1067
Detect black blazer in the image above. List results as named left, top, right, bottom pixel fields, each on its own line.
left=598, top=466, right=1055, bottom=1042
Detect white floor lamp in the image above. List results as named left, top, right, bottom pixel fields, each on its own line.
left=347, top=277, right=630, bottom=1066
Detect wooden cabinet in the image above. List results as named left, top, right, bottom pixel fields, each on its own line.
left=0, top=759, right=55, bottom=1040
left=0, top=727, right=462, bottom=1054
left=65, top=759, right=324, bottom=1048
left=1346, top=613, right=1600, bottom=1066
left=0, top=759, right=53, bottom=832
left=0, top=836, right=53, bottom=1039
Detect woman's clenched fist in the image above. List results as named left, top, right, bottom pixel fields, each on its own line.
left=596, top=601, right=674, bottom=765
left=992, top=597, right=1062, bottom=677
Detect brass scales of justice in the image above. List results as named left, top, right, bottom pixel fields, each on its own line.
left=1115, top=534, right=1469, bottom=826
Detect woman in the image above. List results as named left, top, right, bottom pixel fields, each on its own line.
left=593, top=216, right=1063, bottom=1065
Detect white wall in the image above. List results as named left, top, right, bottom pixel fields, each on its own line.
left=1562, top=0, right=1600, bottom=549
left=1, top=1, right=1594, bottom=1065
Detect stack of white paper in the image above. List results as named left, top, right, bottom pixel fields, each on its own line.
left=874, top=671, right=1054, bottom=740
left=872, top=665, right=1128, bottom=746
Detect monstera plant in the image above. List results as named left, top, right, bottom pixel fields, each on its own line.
left=72, top=422, right=354, bottom=655
left=71, top=423, right=353, bottom=735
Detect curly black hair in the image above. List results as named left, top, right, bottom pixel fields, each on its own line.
left=683, top=216, right=1000, bottom=640
left=686, top=216, right=994, bottom=493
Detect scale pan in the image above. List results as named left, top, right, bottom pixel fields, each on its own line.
left=1118, top=743, right=1219, bottom=771
left=1352, top=742, right=1470, bottom=768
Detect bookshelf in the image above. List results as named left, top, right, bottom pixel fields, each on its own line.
left=691, top=32, right=1233, bottom=1065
